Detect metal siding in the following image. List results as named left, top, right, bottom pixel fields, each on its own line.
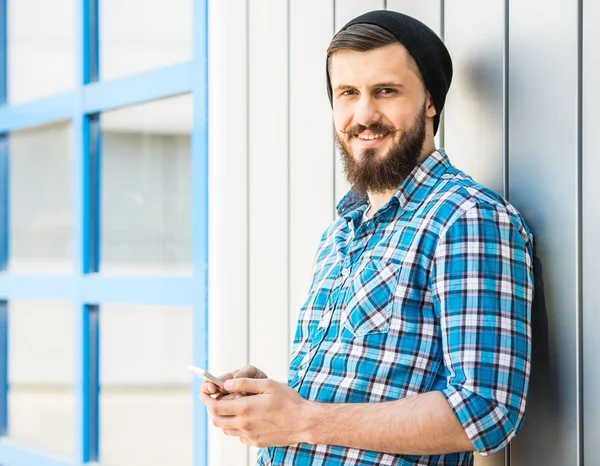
left=583, top=0, right=599, bottom=463
left=332, top=0, right=385, bottom=207
left=289, top=0, right=335, bottom=352
left=444, top=0, right=505, bottom=194
left=207, top=0, right=250, bottom=464
left=508, top=1, right=579, bottom=465
left=247, top=0, right=290, bottom=462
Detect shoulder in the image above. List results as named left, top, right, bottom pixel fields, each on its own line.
left=424, top=168, right=533, bottom=245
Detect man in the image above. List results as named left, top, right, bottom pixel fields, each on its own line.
left=200, top=10, right=533, bottom=466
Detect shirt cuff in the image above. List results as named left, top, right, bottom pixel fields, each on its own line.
left=442, top=385, right=520, bottom=455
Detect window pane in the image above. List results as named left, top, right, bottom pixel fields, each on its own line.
left=100, top=95, right=192, bottom=275
left=8, top=0, right=74, bottom=103
left=100, top=0, right=193, bottom=80
left=100, top=304, right=193, bottom=466
left=9, top=122, right=73, bottom=274
left=8, top=300, right=74, bottom=458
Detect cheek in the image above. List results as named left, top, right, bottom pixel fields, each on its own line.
left=332, top=105, right=353, bottom=132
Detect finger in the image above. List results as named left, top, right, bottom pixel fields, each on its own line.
left=234, top=366, right=258, bottom=379
left=201, top=382, right=217, bottom=395
left=225, top=377, right=273, bottom=394
left=210, top=414, right=238, bottom=429
left=209, top=397, right=249, bottom=416
left=199, top=390, right=219, bottom=410
left=234, top=365, right=267, bottom=379
left=218, top=370, right=238, bottom=382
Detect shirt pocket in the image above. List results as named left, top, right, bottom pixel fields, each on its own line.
left=342, top=260, right=400, bottom=338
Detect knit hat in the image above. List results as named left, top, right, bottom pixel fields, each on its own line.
left=326, top=10, right=453, bottom=135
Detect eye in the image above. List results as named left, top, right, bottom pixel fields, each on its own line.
left=340, top=89, right=357, bottom=97
left=377, top=88, right=398, bottom=95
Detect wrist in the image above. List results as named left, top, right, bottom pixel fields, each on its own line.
left=297, top=400, right=324, bottom=445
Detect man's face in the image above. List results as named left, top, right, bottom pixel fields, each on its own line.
left=329, top=43, right=436, bottom=194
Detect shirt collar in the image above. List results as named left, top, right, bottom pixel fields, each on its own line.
left=336, top=149, right=452, bottom=219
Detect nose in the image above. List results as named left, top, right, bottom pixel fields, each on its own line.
left=353, top=94, right=381, bottom=127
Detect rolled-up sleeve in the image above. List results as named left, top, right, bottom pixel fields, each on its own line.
left=432, top=202, right=534, bottom=455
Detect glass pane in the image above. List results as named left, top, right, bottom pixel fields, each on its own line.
left=100, top=304, right=193, bottom=466
left=8, top=0, right=75, bottom=103
left=9, top=122, right=73, bottom=274
left=8, top=300, right=74, bottom=458
left=100, top=0, right=193, bottom=80
left=100, top=95, right=192, bottom=275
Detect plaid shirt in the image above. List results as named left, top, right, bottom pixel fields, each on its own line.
left=257, top=149, right=534, bottom=466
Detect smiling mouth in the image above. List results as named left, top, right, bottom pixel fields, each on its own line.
left=353, top=133, right=389, bottom=144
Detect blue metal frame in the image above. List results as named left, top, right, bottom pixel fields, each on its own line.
left=0, top=134, right=8, bottom=272
left=0, top=0, right=209, bottom=464
left=191, top=0, right=209, bottom=465
left=0, top=301, right=7, bottom=438
left=0, top=0, right=6, bottom=106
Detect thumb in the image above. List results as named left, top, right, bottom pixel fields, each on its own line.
left=224, top=377, right=272, bottom=394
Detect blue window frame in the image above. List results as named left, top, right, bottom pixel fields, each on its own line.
left=0, top=0, right=208, bottom=464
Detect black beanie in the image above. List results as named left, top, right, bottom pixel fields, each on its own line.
left=326, top=10, right=453, bottom=135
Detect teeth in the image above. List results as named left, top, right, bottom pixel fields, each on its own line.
left=358, top=134, right=384, bottom=140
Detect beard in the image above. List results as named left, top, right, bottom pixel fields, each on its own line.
left=335, top=103, right=427, bottom=195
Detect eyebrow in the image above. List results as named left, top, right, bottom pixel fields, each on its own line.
left=334, top=82, right=406, bottom=91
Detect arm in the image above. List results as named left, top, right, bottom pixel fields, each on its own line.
left=303, top=390, right=472, bottom=454
left=202, top=377, right=470, bottom=452
left=432, top=202, right=534, bottom=455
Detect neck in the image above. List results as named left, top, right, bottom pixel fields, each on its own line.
left=366, top=143, right=437, bottom=215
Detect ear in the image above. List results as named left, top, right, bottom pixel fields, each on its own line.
left=425, top=92, right=437, bottom=118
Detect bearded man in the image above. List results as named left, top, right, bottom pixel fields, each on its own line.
left=200, top=10, right=534, bottom=466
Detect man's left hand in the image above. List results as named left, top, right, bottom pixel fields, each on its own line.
left=199, top=377, right=312, bottom=448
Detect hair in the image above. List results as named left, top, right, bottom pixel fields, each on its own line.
left=326, top=23, right=424, bottom=86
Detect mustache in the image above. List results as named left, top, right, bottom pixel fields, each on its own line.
left=339, top=122, right=398, bottom=136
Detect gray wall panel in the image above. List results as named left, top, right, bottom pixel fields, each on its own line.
left=289, top=0, right=336, bottom=351
left=444, top=3, right=507, bottom=465
left=583, top=0, right=600, bottom=463
left=248, top=0, right=290, bottom=393
left=508, top=1, right=579, bottom=465
left=444, top=0, right=504, bottom=195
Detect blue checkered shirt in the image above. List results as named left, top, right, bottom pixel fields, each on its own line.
left=257, top=149, right=534, bottom=466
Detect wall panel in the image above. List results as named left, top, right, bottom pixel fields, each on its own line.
left=289, top=0, right=335, bottom=352
left=508, top=1, right=579, bottom=465
left=444, top=0, right=504, bottom=194
left=583, top=0, right=600, bottom=464
left=248, top=0, right=290, bottom=389
left=207, top=0, right=249, bottom=464
left=248, top=0, right=291, bottom=463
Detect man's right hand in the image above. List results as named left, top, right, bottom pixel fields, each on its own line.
left=201, top=365, right=268, bottom=400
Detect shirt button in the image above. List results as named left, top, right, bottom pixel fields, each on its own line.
left=341, top=268, right=350, bottom=277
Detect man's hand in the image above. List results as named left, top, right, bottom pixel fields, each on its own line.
left=199, top=377, right=312, bottom=448
left=200, top=365, right=267, bottom=400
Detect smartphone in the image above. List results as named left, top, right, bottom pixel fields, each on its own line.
left=189, top=365, right=230, bottom=395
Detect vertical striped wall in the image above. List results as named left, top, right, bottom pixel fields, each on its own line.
left=208, top=1, right=596, bottom=465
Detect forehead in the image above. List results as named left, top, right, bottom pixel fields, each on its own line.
left=329, top=43, right=416, bottom=87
